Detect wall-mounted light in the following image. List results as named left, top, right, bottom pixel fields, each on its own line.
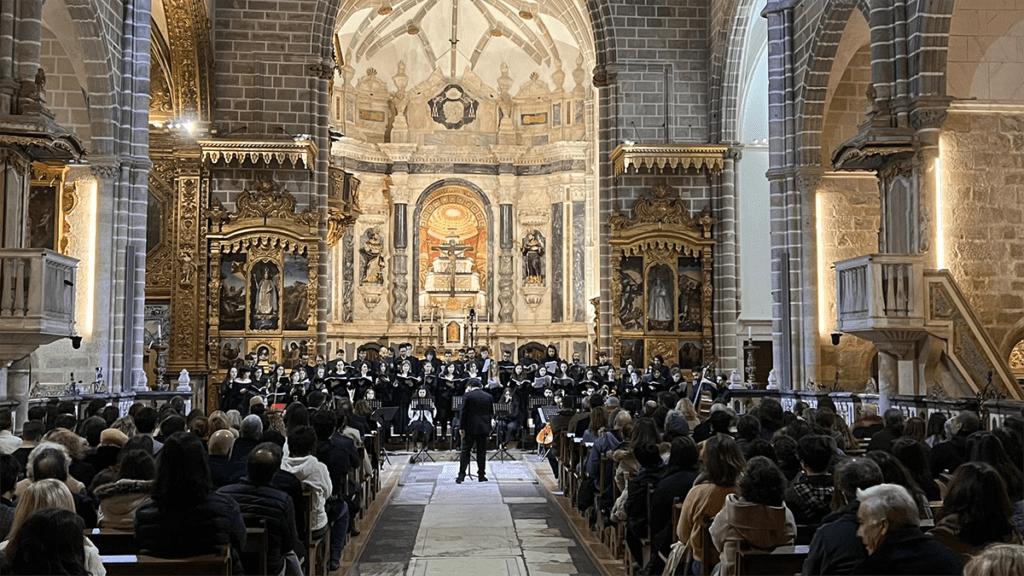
left=831, top=332, right=843, bottom=346
left=377, top=6, right=392, bottom=15
left=406, top=23, right=420, bottom=35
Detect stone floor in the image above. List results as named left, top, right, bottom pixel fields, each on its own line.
left=346, top=455, right=602, bottom=576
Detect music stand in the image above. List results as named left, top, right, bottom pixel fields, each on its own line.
left=371, top=406, right=400, bottom=465
left=489, top=402, right=514, bottom=461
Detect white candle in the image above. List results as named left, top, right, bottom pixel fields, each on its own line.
left=748, top=326, right=752, bottom=341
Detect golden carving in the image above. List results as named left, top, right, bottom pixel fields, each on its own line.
left=611, top=143, right=728, bottom=176
left=163, top=0, right=213, bottom=120
left=609, top=183, right=717, bottom=238
left=59, top=181, right=78, bottom=255
left=198, top=139, right=318, bottom=170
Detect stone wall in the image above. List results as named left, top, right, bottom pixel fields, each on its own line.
left=820, top=46, right=871, bottom=166
left=816, top=173, right=879, bottom=391
left=942, top=109, right=1024, bottom=353
left=39, top=28, right=93, bottom=149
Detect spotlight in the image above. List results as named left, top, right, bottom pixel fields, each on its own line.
left=70, top=335, right=83, bottom=349
left=831, top=332, right=843, bottom=346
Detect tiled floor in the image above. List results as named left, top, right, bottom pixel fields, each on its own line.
left=349, top=458, right=600, bottom=576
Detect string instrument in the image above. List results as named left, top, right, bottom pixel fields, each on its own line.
left=536, top=422, right=553, bottom=446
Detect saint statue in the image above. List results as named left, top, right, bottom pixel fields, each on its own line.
left=360, top=228, right=384, bottom=284
left=648, top=276, right=672, bottom=323
left=522, top=230, right=545, bottom=283
left=256, top=268, right=277, bottom=315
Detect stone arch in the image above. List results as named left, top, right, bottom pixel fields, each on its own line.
left=795, top=0, right=872, bottom=167
left=909, top=0, right=956, bottom=97
left=410, top=178, right=495, bottom=323
left=58, top=0, right=119, bottom=156
left=720, top=0, right=766, bottom=143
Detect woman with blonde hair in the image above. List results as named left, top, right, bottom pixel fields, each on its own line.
left=964, top=543, right=1024, bottom=576
left=675, top=397, right=701, bottom=430
left=208, top=410, right=239, bottom=438
left=0, top=478, right=106, bottom=575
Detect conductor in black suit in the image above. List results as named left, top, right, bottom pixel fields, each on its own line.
left=456, top=379, right=494, bottom=483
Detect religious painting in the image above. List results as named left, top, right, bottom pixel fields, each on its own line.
left=218, top=338, right=245, bottom=369
left=146, top=192, right=163, bottom=254
left=618, top=256, right=643, bottom=331
left=26, top=186, right=57, bottom=250
left=677, top=256, right=703, bottom=332
left=619, top=339, right=644, bottom=369
left=445, top=321, right=461, bottom=344
left=248, top=341, right=278, bottom=366
left=219, top=253, right=247, bottom=331
left=249, top=261, right=280, bottom=331
left=677, top=339, right=704, bottom=371
left=282, top=338, right=310, bottom=370
left=647, top=264, right=674, bottom=332
left=281, top=253, right=310, bottom=331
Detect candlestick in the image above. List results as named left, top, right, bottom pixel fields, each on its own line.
left=748, top=326, right=752, bottom=341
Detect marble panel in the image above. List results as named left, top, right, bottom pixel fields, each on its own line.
left=502, top=497, right=548, bottom=504
left=406, top=557, right=526, bottom=576
left=419, top=504, right=513, bottom=528
left=514, top=528, right=564, bottom=538
left=551, top=202, right=564, bottom=322
left=414, top=527, right=519, bottom=557
left=525, top=562, right=579, bottom=575
left=522, top=549, right=574, bottom=564
left=352, top=562, right=406, bottom=576
left=429, top=483, right=503, bottom=504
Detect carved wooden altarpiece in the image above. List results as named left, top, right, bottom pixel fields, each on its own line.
left=206, top=177, right=322, bottom=408
left=609, top=184, right=716, bottom=370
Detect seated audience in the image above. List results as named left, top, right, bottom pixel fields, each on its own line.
left=0, top=409, right=18, bottom=455
left=231, top=414, right=264, bottom=465
left=890, top=437, right=941, bottom=502
left=134, top=406, right=163, bottom=452
left=646, top=436, right=701, bottom=575
left=0, top=455, right=18, bottom=541
left=281, top=425, right=333, bottom=538
left=931, top=410, right=981, bottom=478
left=785, top=434, right=836, bottom=524
left=94, top=449, right=154, bottom=530
left=26, top=446, right=96, bottom=528
left=676, top=434, right=745, bottom=576
left=208, top=429, right=243, bottom=488
left=134, top=431, right=246, bottom=573
left=711, top=456, right=796, bottom=576
left=219, top=442, right=301, bottom=576
left=42, top=427, right=95, bottom=488
left=0, top=508, right=90, bottom=575
left=852, top=483, right=961, bottom=575
left=963, top=543, right=1024, bottom=576
left=735, top=415, right=761, bottom=458
left=865, top=408, right=904, bottom=453
left=928, top=462, right=1023, bottom=562
left=802, top=457, right=884, bottom=575
left=11, top=419, right=44, bottom=470
left=865, top=450, right=929, bottom=518
left=0, top=478, right=105, bottom=575
left=624, top=442, right=666, bottom=570
left=925, top=412, right=948, bottom=448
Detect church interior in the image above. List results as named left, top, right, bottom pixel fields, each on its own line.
left=2, top=0, right=1024, bottom=573
left=2, top=0, right=1023, bottom=418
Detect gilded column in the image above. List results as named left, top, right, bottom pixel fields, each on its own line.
left=168, top=148, right=206, bottom=379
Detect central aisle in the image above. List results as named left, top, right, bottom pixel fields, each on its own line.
left=350, top=459, right=601, bottom=576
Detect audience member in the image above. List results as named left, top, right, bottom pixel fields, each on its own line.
left=852, top=483, right=961, bottom=575
left=967, top=431, right=1024, bottom=502
left=94, top=449, right=154, bottom=530
left=785, top=434, right=835, bottom=524
left=866, top=408, right=904, bottom=453
left=902, top=417, right=926, bottom=443
left=232, top=414, right=264, bottom=465
left=0, top=507, right=91, bottom=575
left=802, top=457, right=883, bottom=575
left=78, top=415, right=108, bottom=448
left=711, top=456, right=796, bottom=576
left=925, top=412, right=948, bottom=447
left=931, top=410, right=981, bottom=478
left=735, top=415, right=761, bottom=457
left=26, top=446, right=96, bottom=528
left=109, top=415, right=138, bottom=438
left=586, top=409, right=631, bottom=512
left=928, top=462, right=1022, bottom=561
left=12, top=419, right=44, bottom=470
left=865, top=450, right=929, bottom=518
left=134, top=407, right=163, bottom=452
left=208, top=429, right=243, bottom=488
left=42, top=427, right=95, bottom=488
left=890, top=437, right=941, bottom=502
left=646, top=436, right=700, bottom=575
left=312, top=409, right=357, bottom=569
left=676, top=434, right=745, bottom=575
left=0, top=454, right=18, bottom=540
left=963, top=543, right=1024, bottom=576
left=157, top=414, right=186, bottom=443
left=851, top=404, right=882, bottom=440
left=280, top=425, right=333, bottom=540
left=219, top=442, right=301, bottom=576
left=624, top=442, right=666, bottom=570
left=134, top=431, right=246, bottom=573
left=0, top=478, right=104, bottom=575
left=0, top=409, right=19, bottom=456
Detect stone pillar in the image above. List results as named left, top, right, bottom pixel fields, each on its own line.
left=910, top=98, right=951, bottom=266
left=594, top=63, right=620, bottom=354
left=392, top=202, right=409, bottom=323
left=8, top=358, right=29, bottom=427
left=716, top=148, right=741, bottom=371
left=13, top=0, right=42, bottom=111
left=498, top=203, right=515, bottom=323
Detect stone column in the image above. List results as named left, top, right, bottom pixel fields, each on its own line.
left=594, top=63, right=620, bottom=354
left=8, top=358, right=29, bottom=427
left=498, top=203, right=515, bottom=323
left=392, top=202, right=409, bottom=323
left=715, top=148, right=741, bottom=371
left=910, top=97, right=951, bottom=266
left=13, top=0, right=42, bottom=111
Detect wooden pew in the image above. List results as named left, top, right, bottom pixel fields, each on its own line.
left=87, top=528, right=137, bottom=555
left=303, top=488, right=330, bottom=576
left=735, top=544, right=810, bottom=576
left=102, top=548, right=231, bottom=576
left=90, top=525, right=268, bottom=575
left=795, top=524, right=819, bottom=545
left=241, top=524, right=269, bottom=576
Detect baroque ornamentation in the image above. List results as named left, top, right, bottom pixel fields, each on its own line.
left=498, top=249, right=515, bottom=322
left=608, top=184, right=717, bottom=238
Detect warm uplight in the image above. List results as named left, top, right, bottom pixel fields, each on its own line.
left=377, top=6, right=392, bottom=15
left=406, top=23, right=420, bottom=35
left=81, top=178, right=98, bottom=336
left=519, top=9, right=533, bottom=19
left=936, top=149, right=946, bottom=270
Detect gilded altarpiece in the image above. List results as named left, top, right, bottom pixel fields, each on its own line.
left=206, top=179, right=322, bottom=408
left=610, top=184, right=716, bottom=369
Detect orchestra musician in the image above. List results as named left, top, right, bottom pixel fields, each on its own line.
left=407, top=387, right=436, bottom=460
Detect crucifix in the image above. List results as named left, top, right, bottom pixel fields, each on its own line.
left=431, top=229, right=471, bottom=298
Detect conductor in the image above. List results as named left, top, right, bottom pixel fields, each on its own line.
left=456, top=378, right=494, bottom=483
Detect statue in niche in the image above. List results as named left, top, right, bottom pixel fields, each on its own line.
left=250, top=262, right=280, bottom=330
left=360, top=227, right=385, bottom=284
left=646, top=265, right=674, bottom=332
left=522, top=229, right=546, bottom=284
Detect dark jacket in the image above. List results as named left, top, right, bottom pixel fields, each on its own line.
left=785, top=473, right=835, bottom=525
left=460, top=388, right=494, bottom=436
left=650, top=466, right=699, bottom=556
left=134, top=492, right=247, bottom=575
left=272, top=468, right=307, bottom=540
left=865, top=425, right=901, bottom=453
left=852, top=525, right=962, bottom=575
left=230, top=437, right=261, bottom=466
left=209, top=454, right=245, bottom=488
left=219, top=478, right=300, bottom=575
left=930, top=433, right=969, bottom=479
left=316, top=437, right=353, bottom=497
left=802, top=501, right=867, bottom=576
left=626, top=463, right=665, bottom=536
